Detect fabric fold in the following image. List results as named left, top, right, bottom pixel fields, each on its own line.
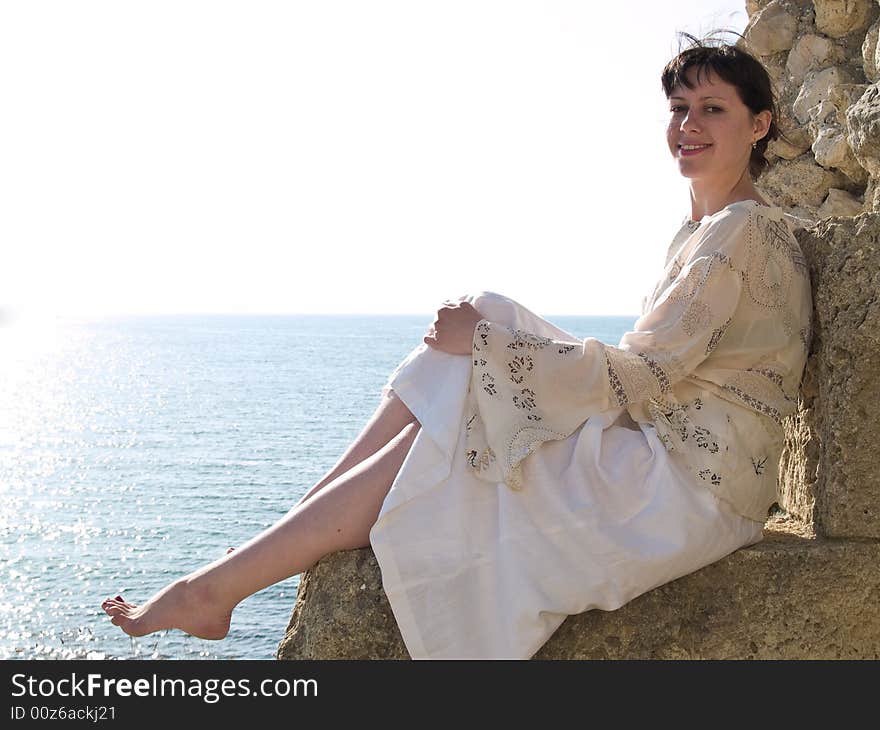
left=464, top=208, right=749, bottom=493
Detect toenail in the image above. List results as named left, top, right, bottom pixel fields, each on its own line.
left=114, top=595, right=123, bottom=601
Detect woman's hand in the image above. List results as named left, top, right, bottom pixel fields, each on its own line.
left=423, top=299, right=486, bottom=356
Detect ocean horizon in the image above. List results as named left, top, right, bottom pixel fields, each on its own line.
left=0, top=312, right=637, bottom=660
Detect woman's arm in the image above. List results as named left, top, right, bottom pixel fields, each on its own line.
left=464, top=208, right=753, bottom=489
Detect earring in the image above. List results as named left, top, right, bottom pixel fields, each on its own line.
left=752, top=141, right=757, bottom=149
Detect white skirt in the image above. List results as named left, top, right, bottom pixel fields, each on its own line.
left=368, top=291, right=764, bottom=659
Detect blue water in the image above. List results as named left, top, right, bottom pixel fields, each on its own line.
left=0, top=312, right=637, bottom=660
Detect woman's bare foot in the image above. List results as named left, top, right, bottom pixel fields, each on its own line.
left=100, top=577, right=233, bottom=640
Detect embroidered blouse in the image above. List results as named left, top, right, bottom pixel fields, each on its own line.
left=462, top=199, right=813, bottom=522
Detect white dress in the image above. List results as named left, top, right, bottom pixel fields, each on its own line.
left=368, top=288, right=764, bottom=660
left=369, top=200, right=811, bottom=660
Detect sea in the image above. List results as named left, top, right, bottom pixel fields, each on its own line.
left=0, top=312, right=637, bottom=660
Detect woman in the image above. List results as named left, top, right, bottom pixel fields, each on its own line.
left=102, top=35, right=813, bottom=659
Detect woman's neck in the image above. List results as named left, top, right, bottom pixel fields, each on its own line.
left=688, top=171, right=769, bottom=221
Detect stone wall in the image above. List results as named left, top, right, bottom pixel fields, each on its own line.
left=743, top=0, right=880, bottom=218
left=782, top=215, right=880, bottom=537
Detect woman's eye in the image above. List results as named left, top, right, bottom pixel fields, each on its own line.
left=669, top=105, right=724, bottom=113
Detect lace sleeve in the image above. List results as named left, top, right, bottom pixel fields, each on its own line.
left=464, top=208, right=750, bottom=490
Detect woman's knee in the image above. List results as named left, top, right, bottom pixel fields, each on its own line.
left=462, top=290, right=515, bottom=322
left=394, top=420, right=421, bottom=445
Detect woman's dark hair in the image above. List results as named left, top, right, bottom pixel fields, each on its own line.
left=661, top=31, right=780, bottom=180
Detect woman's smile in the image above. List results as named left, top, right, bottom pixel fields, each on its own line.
left=678, top=143, right=712, bottom=156
left=665, top=67, right=766, bottom=188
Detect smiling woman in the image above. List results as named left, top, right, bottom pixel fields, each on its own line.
left=662, top=34, right=780, bottom=220
left=101, top=32, right=814, bottom=659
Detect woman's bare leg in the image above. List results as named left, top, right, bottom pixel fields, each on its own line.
left=294, top=389, right=417, bottom=508
left=227, top=389, right=417, bottom=554
left=101, top=421, right=421, bottom=640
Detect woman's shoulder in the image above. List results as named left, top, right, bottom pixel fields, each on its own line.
left=689, top=200, right=760, bottom=250
left=695, top=199, right=811, bottom=288
left=683, top=200, right=770, bottom=243
left=706, top=198, right=784, bottom=224
left=680, top=199, right=790, bottom=273
left=696, top=198, right=794, bottom=245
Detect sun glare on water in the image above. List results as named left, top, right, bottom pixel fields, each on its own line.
left=0, top=310, right=74, bottom=424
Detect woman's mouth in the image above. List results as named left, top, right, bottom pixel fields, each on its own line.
left=679, top=143, right=712, bottom=157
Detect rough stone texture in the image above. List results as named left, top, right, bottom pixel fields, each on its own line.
left=277, top=549, right=409, bottom=660
left=825, top=85, right=872, bottom=183
left=830, top=81, right=872, bottom=116
left=862, top=20, right=880, bottom=80
left=812, top=116, right=869, bottom=183
left=813, top=0, right=873, bottom=39
left=743, top=1, right=880, bottom=216
left=768, top=125, right=813, bottom=160
left=864, top=175, right=880, bottom=209
left=277, top=518, right=880, bottom=659
left=761, top=53, right=789, bottom=93
left=817, top=186, right=865, bottom=215
left=787, top=33, right=845, bottom=85
left=794, top=67, right=855, bottom=123
left=846, top=83, right=880, bottom=176
left=745, top=1, right=799, bottom=55
left=779, top=401, right=819, bottom=524
left=807, top=98, right=839, bottom=136
left=811, top=120, right=867, bottom=182
left=758, top=153, right=851, bottom=207
left=784, top=214, right=880, bottom=537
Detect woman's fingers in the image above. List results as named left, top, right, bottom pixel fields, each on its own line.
left=425, top=296, right=474, bottom=351
left=424, top=321, right=437, bottom=347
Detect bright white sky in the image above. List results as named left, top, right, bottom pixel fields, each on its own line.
left=1, top=1, right=748, bottom=318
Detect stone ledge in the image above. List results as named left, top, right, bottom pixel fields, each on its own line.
left=276, top=516, right=880, bottom=659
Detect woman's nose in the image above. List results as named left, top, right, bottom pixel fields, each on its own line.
left=679, top=109, right=700, bottom=133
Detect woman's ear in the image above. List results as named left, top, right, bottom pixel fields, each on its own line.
left=754, top=110, right=772, bottom=141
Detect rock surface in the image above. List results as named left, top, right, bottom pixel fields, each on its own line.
left=817, top=187, right=865, bottom=216
left=278, top=548, right=408, bottom=660
left=277, top=517, right=880, bottom=659
left=862, top=20, right=880, bottom=80
left=813, top=0, right=873, bottom=40
left=847, top=84, right=880, bottom=177
left=742, top=0, right=880, bottom=217
left=745, top=0, right=799, bottom=56
left=794, top=67, right=854, bottom=123
left=758, top=153, right=850, bottom=207
left=787, top=33, right=845, bottom=85
left=783, top=214, right=880, bottom=537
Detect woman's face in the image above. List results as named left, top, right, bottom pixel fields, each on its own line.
left=666, top=67, right=769, bottom=183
